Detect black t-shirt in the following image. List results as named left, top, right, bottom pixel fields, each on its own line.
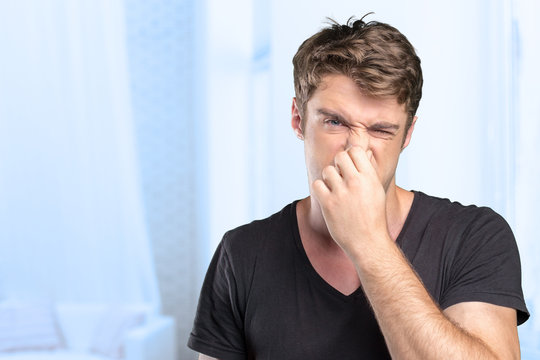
left=188, top=191, right=529, bottom=360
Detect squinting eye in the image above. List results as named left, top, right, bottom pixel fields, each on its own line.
left=326, top=119, right=342, bottom=126
left=370, top=128, right=392, bottom=135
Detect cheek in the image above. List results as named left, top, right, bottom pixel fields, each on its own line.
left=370, top=143, right=401, bottom=172
left=304, top=136, right=346, bottom=179
left=310, top=133, right=346, bottom=156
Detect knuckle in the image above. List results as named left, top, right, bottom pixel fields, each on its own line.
left=326, top=195, right=338, bottom=208
left=335, top=151, right=348, bottom=163
left=346, top=176, right=361, bottom=189
left=348, top=146, right=362, bottom=158
left=321, top=166, right=331, bottom=178
left=313, top=180, right=327, bottom=195
left=322, top=165, right=335, bottom=177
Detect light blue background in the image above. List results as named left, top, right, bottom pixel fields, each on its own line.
left=0, top=1, right=538, bottom=359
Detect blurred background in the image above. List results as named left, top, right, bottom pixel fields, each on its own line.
left=0, top=0, right=538, bottom=359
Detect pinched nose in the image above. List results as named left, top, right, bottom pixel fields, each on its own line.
left=345, top=128, right=369, bottom=151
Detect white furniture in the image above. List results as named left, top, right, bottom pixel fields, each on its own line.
left=0, top=303, right=175, bottom=360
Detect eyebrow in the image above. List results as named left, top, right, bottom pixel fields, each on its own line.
left=369, top=122, right=400, bottom=131
left=316, top=109, right=400, bottom=131
left=317, top=109, right=348, bottom=123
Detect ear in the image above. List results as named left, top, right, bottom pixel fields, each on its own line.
left=291, top=98, right=304, bottom=140
left=401, top=116, right=417, bottom=151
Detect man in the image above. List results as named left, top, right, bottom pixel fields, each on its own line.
left=188, top=16, right=529, bottom=359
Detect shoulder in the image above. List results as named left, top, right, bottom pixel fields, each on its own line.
left=220, top=201, right=298, bottom=262
left=406, top=191, right=517, bottom=267
left=412, top=191, right=511, bottom=236
left=412, top=193, right=529, bottom=323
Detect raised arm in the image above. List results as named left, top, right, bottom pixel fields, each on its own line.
left=312, top=146, right=520, bottom=359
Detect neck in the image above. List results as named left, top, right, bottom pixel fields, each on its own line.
left=301, top=183, right=413, bottom=244
left=385, top=185, right=413, bottom=241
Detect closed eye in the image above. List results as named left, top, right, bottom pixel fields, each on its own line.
left=368, top=121, right=399, bottom=136
left=368, top=127, right=396, bottom=138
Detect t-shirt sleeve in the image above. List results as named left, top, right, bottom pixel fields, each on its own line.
left=439, top=208, right=529, bottom=325
left=188, top=235, right=247, bottom=360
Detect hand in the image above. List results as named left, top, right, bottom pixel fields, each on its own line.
left=312, top=146, right=389, bottom=257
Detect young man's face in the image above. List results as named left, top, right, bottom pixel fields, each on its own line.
left=292, top=74, right=416, bottom=196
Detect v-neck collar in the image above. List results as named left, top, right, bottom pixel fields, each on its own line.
left=289, top=192, right=420, bottom=301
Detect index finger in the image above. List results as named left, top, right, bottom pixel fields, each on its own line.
left=347, top=146, right=377, bottom=176
left=334, top=150, right=358, bottom=179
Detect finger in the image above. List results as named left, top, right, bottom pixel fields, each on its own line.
left=346, top=128, right=369, bottom=151
left=366, top=149, right=378, bottom=170
left=312, top=178, right=330, bottom=201
left=334, top=150, right=358, bottom=179
left=347, top=146, right=377, bottom=176
left=321, top=165, right=342, bottom=191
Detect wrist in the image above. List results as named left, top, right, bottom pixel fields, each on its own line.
left=348, top=230, right=395, bottom=269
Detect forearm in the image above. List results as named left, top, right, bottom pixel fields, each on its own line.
left=353, top=236, right=498, bottom=360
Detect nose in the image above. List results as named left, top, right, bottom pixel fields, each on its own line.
left=345, top=127, right=369, bottom=151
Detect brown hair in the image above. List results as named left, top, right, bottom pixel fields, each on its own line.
left=293, top=15, right=423, bottom=135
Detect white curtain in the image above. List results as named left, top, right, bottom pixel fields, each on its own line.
left=0, top=0, right=160, bottom=307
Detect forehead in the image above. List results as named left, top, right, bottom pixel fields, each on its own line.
left=306, top=74, right=407, bottom=124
